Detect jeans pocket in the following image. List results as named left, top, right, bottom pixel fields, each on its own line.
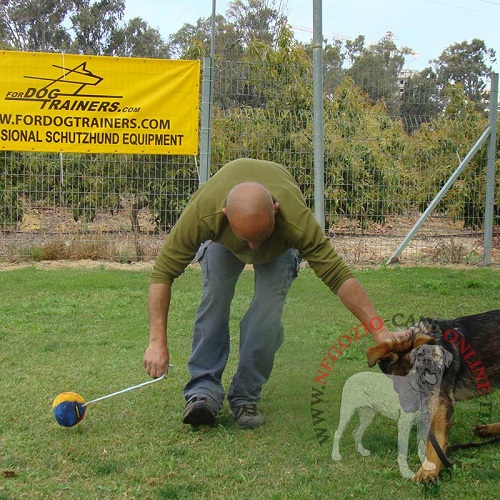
left=195, top=240, right=212, bottom=287
left=281, top=248, right=301, bottom=296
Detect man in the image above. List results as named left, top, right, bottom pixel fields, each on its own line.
left=144, top=158, right=405, bottom=429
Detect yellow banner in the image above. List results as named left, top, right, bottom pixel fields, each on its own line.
left=0, top=51, right=200, bottom=154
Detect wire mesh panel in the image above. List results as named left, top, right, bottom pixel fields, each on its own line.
left=209, top=61, right=499, bottom=267
left=0, top=60, right=498, bottom=266
left=0, top=151, right=199, bottom=261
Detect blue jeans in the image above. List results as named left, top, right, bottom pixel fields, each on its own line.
left=183, top=241, right=301, bottom=411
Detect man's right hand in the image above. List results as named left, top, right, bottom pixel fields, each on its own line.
left=143, top=342, right=170, bottom=378
left=145, top=282, right=172, bottom=378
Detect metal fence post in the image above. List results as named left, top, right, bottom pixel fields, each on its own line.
left=313, top=0, right=325, bottom=231
left=199, top=56, right=213, bottom=184
left=386, top=127, right=492, bottom=264
left=199, top=1, right=217, bottom=184
left=483, top=72, right=498, bottom=265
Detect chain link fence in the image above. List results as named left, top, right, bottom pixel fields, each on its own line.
left=1, top=61, right=498, bottom=266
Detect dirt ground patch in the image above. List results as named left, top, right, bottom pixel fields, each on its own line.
left=1, top=206, right=498, bottom=270
left=0, top=259, right=155, bottom=272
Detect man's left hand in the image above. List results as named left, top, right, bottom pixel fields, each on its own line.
left=373, top=328, right=413, bottom=345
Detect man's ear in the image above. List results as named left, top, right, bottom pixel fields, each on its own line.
left=222, top=207, right=227, bottom=217
left=273, top=202, right=279, bottom=214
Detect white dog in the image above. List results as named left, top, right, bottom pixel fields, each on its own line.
left=331, top=371, right=425, bottom=478
left=332, top=345, right=452, bottom=478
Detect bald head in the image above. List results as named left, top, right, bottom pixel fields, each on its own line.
left=223, top=182, right=279, bottom=250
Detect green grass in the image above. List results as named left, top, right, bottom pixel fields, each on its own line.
left=0, top=266, right=499, bottom=499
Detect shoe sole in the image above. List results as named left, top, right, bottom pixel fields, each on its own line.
left=182, top=401, right=216, bottom=426
left=234, top=419, right=265, bottom=429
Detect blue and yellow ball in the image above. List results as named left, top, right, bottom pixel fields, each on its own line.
left=52, top=392, right=86, bottom=427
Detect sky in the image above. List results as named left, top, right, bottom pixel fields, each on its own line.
left=123, top=0, right=500, bottom=74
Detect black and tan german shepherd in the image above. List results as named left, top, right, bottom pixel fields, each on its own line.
left=366, top=309, right=500, bottom=481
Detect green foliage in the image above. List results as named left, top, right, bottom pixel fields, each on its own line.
left=212, top=53, right=497, bottom=230
left=226, top=0, right=286, bottom=50
left=322, top=79, right=407, bottom=227
left=106, top=16, right=170, bottom=58
left=348, top=34, right=413, bottom=115
left=209, top=21, right=497, bottom=231
left=167, top=0, right=286, bottom=61
left=407, top=85, right=491, bottom=228
left=0, top=0, right=73, bottom=51
left=146, top=155, right=195, bottom=231
left=0, top=152, right=24, bottom=226
left=167, top=16, right=223, bottom=60
left=0, top=1, right=497, bottom=234
left=0, top=179, right=23, bottom=226
left=428, top=38, right=496, bottom=110
left=0, top=150, right=198, bottom=231
left=0, top=0, right=168, bottom=57
left=63, top=155, right=102, bottom=222
left=400, top=68, right=443, bottom=133
left=69, top=0, right=126, bottom=55
left=14, top=153, right=61, bottom=207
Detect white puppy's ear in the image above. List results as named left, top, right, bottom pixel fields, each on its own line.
left=410, top=348, right=418, bottom=364
left=442, top=348, right=453, bottom=368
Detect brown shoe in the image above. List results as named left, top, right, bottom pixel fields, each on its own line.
left=230, top=404, right=266, bottom=429
left=182, top=397, right=216, bottom=426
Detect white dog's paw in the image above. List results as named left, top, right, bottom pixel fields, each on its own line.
left=399, top=467, right=415, bottom=479
left=356, top=443, right=371, bottom=457
left=331, top=450, right=342, bottom=461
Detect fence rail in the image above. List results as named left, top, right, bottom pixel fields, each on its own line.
left=1, top=62, right=498, bottom=266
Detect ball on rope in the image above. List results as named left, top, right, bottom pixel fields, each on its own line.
left=52, top=391, right=86, bottom=427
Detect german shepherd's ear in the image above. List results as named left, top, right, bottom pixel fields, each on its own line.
left=366, top=333, right=435, bottom=368
left=413, top=334, right=436, bottom=348
left=366, top=342, right=398, bottom=368
left=389, top=333, right=435, bottom=353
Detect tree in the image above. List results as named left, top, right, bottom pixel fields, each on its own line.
left=69, top=0, right=125, bottom=55
left=0, top=152, right=24, bottom=226
left=322, top=78, right=407, bottom=227
left=108, top=17, right=169, bottom=58
left=348, top=34, right=414, bottom=115
left=407, top=84, right=491, bottom=228
left=298, top=38, right=345, bottom=96
left=167, top=14, right=243, bottom=61
left=400, top=68, right=442, bottom=134
left=428, top=38, right=496, bottom=110
left=0, top=0, right=73, bottom=51
left=240, top=24, right=311, bottom=109
left=167, top=0, right=288, bottom=61
left=0, top=2, right=9, bottom=48
left=226, top=0, right=288, bottom=50
left=344, top=35, right=365, bottom=66
left=167, top=0, right=289, bottom=62
left=0, top=0, right=168, bottom=57
left=167, top=17, right=213, bottom=60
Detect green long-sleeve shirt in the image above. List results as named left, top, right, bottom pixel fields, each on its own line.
left=151, top=158, right=354, bottom=293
